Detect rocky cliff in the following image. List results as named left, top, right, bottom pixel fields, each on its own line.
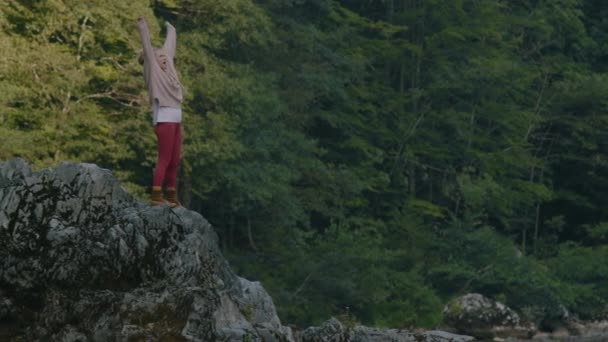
left=0, top=159, right=292, bottom=341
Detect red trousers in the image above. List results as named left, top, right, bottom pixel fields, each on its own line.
left=153, top=123, right=182, bottom=188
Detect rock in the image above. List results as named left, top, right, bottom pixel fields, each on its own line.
left=300, top=318, right=353, bottom=341
left=299, top=318, right=474, bottom=342
left=0, top=159, right=293, bottom=341
left=354, top=327, right=475, bottom=342
left=0, top=292, right=14, bottom=320
left=576, top=320, right=608, bottom=339
left=509, top=321, right=608, bottom=341
left=443, top=293, right=536, bottom=340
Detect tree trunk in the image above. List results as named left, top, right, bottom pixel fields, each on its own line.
left=229, top=214, right=235, bottom=249
left=522, top=227, right=527, bottom=256
left=408, top=163, right=416, bottom=197
left=533, top=202, right=541, bottom=254
left=247, top=216, right=258, bottom=252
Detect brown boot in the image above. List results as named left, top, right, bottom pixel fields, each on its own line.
left=165, top=187, right=182, bottom=208
left=150, top=186, right=168, bottom=206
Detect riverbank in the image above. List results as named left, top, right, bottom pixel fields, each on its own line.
left=503, top=321, right=608, bottom=342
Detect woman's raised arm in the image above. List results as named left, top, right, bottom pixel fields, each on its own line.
left=163, top=21, right=177, bottom=59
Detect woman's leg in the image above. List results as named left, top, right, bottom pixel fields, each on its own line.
left=165, top=123, right=182, bottom=189
left=153, top=123, right=178, bottom=188
left=164, top=124, right=182, bottom=206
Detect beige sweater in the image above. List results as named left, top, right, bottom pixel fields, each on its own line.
left=137, top=20, right=183, bottom=109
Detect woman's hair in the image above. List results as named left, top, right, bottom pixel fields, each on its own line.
left=138, top=49, right=168, bottom=66
left=138, top=50, right=145, bottom=65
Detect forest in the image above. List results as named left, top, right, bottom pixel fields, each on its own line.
left=1, top=0, right=608, bottom=330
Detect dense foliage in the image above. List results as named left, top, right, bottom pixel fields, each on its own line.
left=2, top=0, right=608, bottom=329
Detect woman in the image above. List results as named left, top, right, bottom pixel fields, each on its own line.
left=136, top=17, right=183, bottom=207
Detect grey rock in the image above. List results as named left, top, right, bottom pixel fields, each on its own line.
left=443, top=293, right=536, bottom=339
left=300, top=318, right=474, bottom=342
left=353, top=326, right=475, bottom=342
left=0, top=159, right=293, bottom=341
left=507, top=321, right=608, bottom=342
left=0, top=293, right=14, bottom=320
left=300, top=318, right=353, bottom=341
left=54, top=325, right=88, bottom=342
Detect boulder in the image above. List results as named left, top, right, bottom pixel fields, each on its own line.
left=300, top=318, right=474, bottom=342
left=299, top=318, right=353, bottom=341
left=561, top=320, right=608, bottom=340
left=0, top=159, right=293, bottom=341
left=443, top=293, right=535, bottom=339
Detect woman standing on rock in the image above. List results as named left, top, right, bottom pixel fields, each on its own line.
left=136, top=16, right=183, bottom=207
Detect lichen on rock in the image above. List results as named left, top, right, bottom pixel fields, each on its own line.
left=443, top=293, right=536, bottom=339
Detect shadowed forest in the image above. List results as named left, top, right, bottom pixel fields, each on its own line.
left=1, top=0, right=608, bottom=330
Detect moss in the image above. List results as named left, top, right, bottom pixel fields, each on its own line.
left=240, top=304, right=254, bottom=321
left=445, top=300, right=463, bottom=317
left=336, top=312, right=359, bottom=329
left=126, top=303, right=187, bottom=338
